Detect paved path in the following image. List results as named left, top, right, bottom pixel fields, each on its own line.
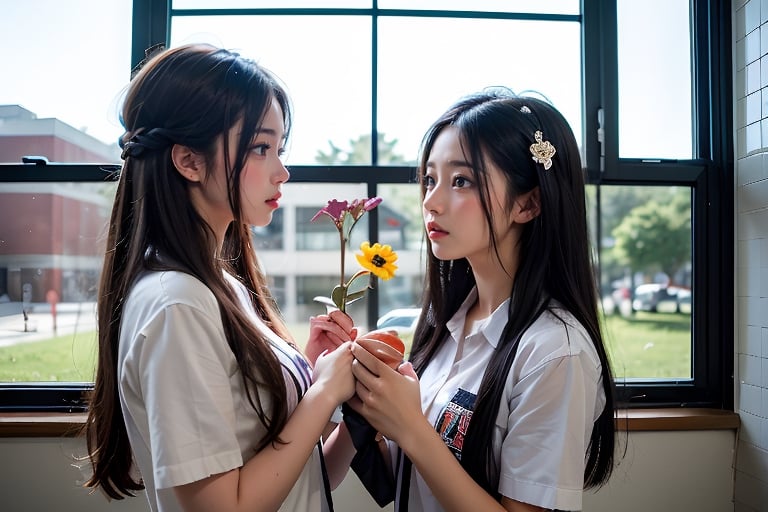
left=0, top=302, right=97, bottom=348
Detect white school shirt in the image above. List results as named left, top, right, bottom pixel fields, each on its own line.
left=405, top=289, right=605, bottom=511
left=117, top=270, right=328, bottom=512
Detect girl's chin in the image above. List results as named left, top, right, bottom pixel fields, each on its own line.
left=430, top=246, right=457, bottom=260
left=246, top=212, right=274, bottom=227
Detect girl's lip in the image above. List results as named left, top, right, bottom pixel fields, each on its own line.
left=426, top=221, right=446, bottom=233
left=426, top=221, right=448, bottom=240
left=428, top=230, right=447, bottom=240
left=266, top=193, right=281, bottom=209
left=266, top=192, right=281, bottom=207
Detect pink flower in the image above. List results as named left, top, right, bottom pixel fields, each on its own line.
left=310, top=199, right=349, bottom=224
left=364, top=196, right=382, bottom=211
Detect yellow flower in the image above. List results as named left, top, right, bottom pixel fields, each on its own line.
left=356, top=242, right=398, bottom=280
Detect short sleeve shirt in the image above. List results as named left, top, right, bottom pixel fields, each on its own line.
left=405, top=289, right=605, bottom=511
left=117, top=270, right=327, bottom=512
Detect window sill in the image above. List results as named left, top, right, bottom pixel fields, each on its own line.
left=0, top=408, right=740, bottom=438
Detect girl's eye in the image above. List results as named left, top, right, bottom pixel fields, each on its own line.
left=453, top=176, right=471, bottom=188
left=250, top=143, right=270, bottom=156
left=422, top=175, right=435, bottom=188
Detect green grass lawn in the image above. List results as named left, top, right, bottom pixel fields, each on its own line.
left=602, top=311, right=691, bottom=379
left=0, top=312, right=691, bottom=382
left=0, top=330, right=98, bottom=382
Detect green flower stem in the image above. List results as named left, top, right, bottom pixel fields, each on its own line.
left=339, top=228, right=346, bottom=289
left=344, top=269, right=371, bottom=291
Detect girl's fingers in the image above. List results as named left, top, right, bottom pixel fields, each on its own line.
left=350, top=343, right=387, bottom=376
left=398, top=361, right=417, bottom=378
left=328, top=309, right=355, bottom=332
left=351, top=357, right=376, bottom=386
left=354, top=378, right=370, bottom=399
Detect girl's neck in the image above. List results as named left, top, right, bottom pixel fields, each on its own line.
left=466, top=261, right=515, bottom=322
left=464, top=231, right=520, bottom=321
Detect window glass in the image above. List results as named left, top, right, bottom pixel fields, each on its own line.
left=379, top=0, right=579, bottom=14
left=0, top=0, right=131, bottom=164
left=373, top=182, right=424, bottom=319
left=0, top=182, right=116, bottom=382
left=258, top=182, right=423, bottom=340
left=173, top=0, right=370, bottom=8
left=170, top=16, right=372, bottom=165
left=378, top=17, right=583, bottom=163
left=2, top=1, right=719, bottom=408
left=591, top=184, right=693, bottom=380
left=617, top=0, right=692, bottom=159
left=252, top=209, right=284, bottom=250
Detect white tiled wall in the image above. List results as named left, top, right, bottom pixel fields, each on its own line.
left=734, top=1, right=768, bottom=510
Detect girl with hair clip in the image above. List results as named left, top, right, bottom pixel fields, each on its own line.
left=347, top=90, right=616, bottom=511
left=83, top=43, right=357, bottom=512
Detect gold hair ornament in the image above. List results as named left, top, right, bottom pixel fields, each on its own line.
left=529, top=130, right=556, bottom=170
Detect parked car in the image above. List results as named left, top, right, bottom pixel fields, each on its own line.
left=676, top=288, right=692, bottom=314
left=375, top=308, right=420, bottom=354
left=376, top=307, right=420, bottom=335
left=602, top=285, right=632, bottom=317
left=632, top=284, right=689, bottom=313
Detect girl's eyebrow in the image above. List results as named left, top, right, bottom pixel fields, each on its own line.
left=425, top=159, right=472, bottom=169
left=254, top=127, right=287, bottom=140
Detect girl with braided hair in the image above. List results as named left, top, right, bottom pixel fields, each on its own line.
left=83, top=43, right=356, bottom=512
left=347, top=91, right=616, bottom=511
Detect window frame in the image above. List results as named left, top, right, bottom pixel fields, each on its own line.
left=583, top=0, right=733, bottom=408
left=0, top=0, right=733, bottom=412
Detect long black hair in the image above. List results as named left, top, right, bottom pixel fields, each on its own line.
left=84, top=43, right=294, bottom=499
left=410, top=90, right=615, bottom=494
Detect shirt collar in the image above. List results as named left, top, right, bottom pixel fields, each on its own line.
left=446, top=287, right=510, bottom=349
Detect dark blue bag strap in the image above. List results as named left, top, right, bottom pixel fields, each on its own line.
left=317, top=440, right=335, bottom=512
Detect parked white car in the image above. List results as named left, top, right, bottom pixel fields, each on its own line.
left=632, top=284, right=690, bottom=313
left=376, top=307, right=420, bottom=336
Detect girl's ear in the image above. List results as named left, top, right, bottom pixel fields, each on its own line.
left=512, top=187, right=541, bottom=224
left=170, top=144, right=205, bottom=183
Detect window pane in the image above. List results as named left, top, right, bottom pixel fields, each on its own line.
left=591, top=184, right=693, bottom=380
left=262, top=182, right=367, bottom=328
left=260, top=182, right=423, bottom=339
left=170, top=16, right=372, bottom=165
left=0, top=182, right=116, bottom=383
left=374, top=182, right=424, bottom=315
left=173, top=0, right=370, bottom=8
left=252, top=209, right=284, bottom=250
left=0, top=0, right=131, bottom=164
left=378, top=17, right=583, bottom=164
left=380, top=0, right=579, bottom=15
left=617, top=0, right=692, bottom=159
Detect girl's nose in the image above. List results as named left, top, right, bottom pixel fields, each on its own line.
left=275, top=161, right=290, bottom=184
left=423, top=187, right=441, bottom=214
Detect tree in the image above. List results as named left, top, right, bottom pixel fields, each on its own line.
left=593, top=186, right=688, bottom=291
left=611, top=192, right=691, bottom=285
left=314, top=133, right=415, bottom=165
left=315, top=133, right=422, bottom=249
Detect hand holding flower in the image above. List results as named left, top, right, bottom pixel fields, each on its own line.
left=312, top=341, right=356, bottom=406
left=305, top=309, right=358, bottom=367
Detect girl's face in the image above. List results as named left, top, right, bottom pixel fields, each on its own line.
left=237, top=98, right=290, bottom=227
left=193, top=97, right=290, bottom=239
left=422, top=126, right=517, bottom=269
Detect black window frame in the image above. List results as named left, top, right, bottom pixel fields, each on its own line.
left=0, top=0, right=733, bottom=412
